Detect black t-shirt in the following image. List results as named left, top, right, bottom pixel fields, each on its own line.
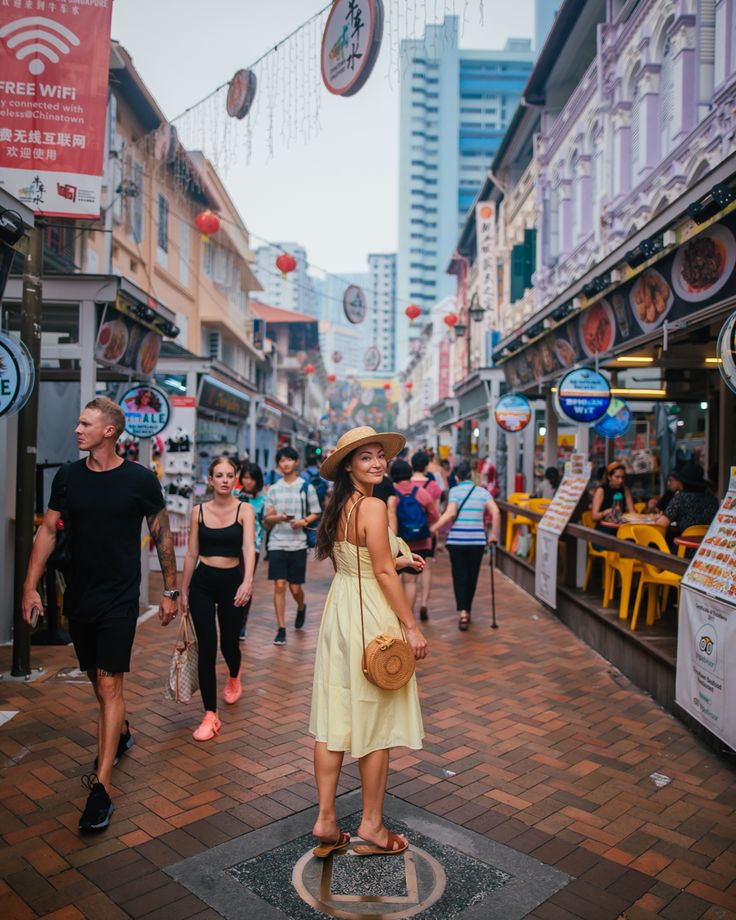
left=49, top=459, right=165, bottom=621
left=372, top=476, right=395, bottom=504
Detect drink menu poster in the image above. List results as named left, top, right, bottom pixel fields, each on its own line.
left=681, top=466, right=736, bottom=605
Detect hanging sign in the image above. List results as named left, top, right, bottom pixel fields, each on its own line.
left=0, top=332, right=34, bottom=418
left=95, top=306, right=162, bottom=376
left=494, top=393, right=531, bottom=433
left=343, top=284, right=367, bottom=324
left=226, top=69, right=257, bottom=119
left=557, top=368, right=611, bottom=424
left=594, top=397, right=632, bottom=439
left=0, top=1, right=114, bottom=218
left=364, top=346, right=381, bottom=371
left=535, top=455, right=591, bottom=608
left=321, top=0, right=384, bottom=97
left=475, top=203, right=497, bottom=325
left=120, top=384, right=171, bottom=438
left=717, top=311, right=736, bottom=395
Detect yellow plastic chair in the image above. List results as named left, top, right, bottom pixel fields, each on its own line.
left=504, top=492, right=530, bottom=551
left=675, top=524, right=708, bottom=558
left=602, top=524, right=641, bottom=621
left=634, top=502, right=647, bottom=513
left=526, top=498, right=552, bottom=563
left=582, top=510, right=610, bottom=594
left=630, top=525, right=682, bottom=631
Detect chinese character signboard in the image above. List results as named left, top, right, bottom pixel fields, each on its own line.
left=556, top=368, right=611, bottom=424
left=343, top=283, right=367, bottom=324
left=321, top=0, right=384, bottom=97
left=475, top=202, right=497, bottom=325
left=0, top=0, right=113, bottom=217
left=494, top=393, right=531, bottom=433
left=120, top=384, right=171, bottom=439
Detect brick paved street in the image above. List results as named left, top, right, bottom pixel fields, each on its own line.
left=1, top=550, right=735, bottom=920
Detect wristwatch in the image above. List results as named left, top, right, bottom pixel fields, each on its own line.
left=162, top=589, right=180, bottom=600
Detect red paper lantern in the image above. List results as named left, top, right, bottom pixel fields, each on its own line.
left=444, top=312, right=458, bottom=328
left=405, top=303, right=421, bottom=322
left=305, top=363, right=315, bottom=375
left=195, top=210, right=220, bottom=236
left=405, top=381, right=413, bottom=391
left=327, top=373, right=337, bottom=383
left=382, top=382, right=391, bottom=392
left=276, top=252, right=297, bottom=279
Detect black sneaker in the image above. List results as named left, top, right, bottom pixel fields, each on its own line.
left=419, top=606, right=429, bottom=622
left=78, top=774, right=113, bottom=833
left=239, top=626, right=247, bottom=641
left=274, top=627, right=286, bottom=645
left=295, top=606, right=306, bottom=630
left=94, top=720, right=133, bottom=770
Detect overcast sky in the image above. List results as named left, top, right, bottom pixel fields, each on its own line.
left=111, top=0, right=534, bottom=276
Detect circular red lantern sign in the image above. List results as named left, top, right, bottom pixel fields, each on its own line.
left=226, top=69, right=257, bottom=119
left=405, top=381, right=413, bottom=391
left=195, top=210, right=220, bottom=236
left=327, top=373, right=337, bottom=383
left=444, top=312, right=458, bottom=328
left=276, top=253, right=297, bottom=278
left=382, top=382, right=391, bottom=392
left=405, top=303, right=421, bottom=322
left=305, top=363, right=315, bottom=375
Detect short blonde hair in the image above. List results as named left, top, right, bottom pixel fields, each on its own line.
left=85, top=396, right=125, bottom=439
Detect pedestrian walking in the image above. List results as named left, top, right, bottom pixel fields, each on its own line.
left=387, top=459, right=438, bottom=616
left=430, top=460, right=500, bottom=630
left=236, top=461, right=266, bottom=640
left=22, top=397, right=179, bottom=833
left=263, top=446, right=321, bottom=645
left=409, top=451, right=442, bottom=621
left=309, top=427, right=428, bottom=858
left=181, top=457, right=256, bottom=741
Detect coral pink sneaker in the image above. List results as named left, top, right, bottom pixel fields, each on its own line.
left=192, top=711, right=221, bottom=741
left=223, top=672, right=242, bottom=705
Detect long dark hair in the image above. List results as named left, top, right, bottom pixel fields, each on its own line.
left=315, top=449, right=358, bottom=561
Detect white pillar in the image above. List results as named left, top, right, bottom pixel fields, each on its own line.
left=79, top=300, right=97, bottom=418
left=544, top=391, right=558, bottom=470
left=575, top=424, right=590, bottom=456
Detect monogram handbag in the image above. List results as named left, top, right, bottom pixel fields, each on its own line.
left=353, top=498, right=415, bottom=691
left=164, top=613, right=199, bottom=703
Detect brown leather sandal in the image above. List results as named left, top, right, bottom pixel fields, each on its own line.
left=312, top=830, right=350, bottom=858
left=458, top=612, right=471, bottom=631
left=354, top=831, right=409, bottom=856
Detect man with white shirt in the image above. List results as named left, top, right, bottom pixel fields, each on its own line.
left=264, top=446, right=321, bottom=645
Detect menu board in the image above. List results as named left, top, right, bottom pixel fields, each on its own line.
left=535, top=455, right=592, bottom=608
left=681, top=466, right=736, bottom=604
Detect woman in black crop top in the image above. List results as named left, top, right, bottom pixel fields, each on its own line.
left=182, top=457, right=256, bottom=741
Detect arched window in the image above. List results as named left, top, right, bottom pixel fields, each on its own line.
left=660, top=36, right=674, bottom=155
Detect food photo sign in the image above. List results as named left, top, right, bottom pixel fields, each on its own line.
left=677, top=467, right=736, bottom=749
left=502, top=212, right=736, bottom=389
left=95, top=307, right=162, bottom=377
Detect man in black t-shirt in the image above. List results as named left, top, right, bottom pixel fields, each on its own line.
left=22, top=397, right=179, bottom=834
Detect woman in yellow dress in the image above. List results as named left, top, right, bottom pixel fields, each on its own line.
left=309, top=427, right=428, bottom=857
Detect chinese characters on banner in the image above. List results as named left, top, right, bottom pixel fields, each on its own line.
left=438, top=338, right=450, bottom=400
left=0, top=0, right=113, bottom=217
left=321, top=0, right=383, bottom=97
left=535, top=455, right=591, bottom=609
left=475, top=202, right=498, bottom=327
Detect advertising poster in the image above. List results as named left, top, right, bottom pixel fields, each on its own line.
left=534, top=455, right=591, bottom=609
left=681, top=466, right=736, bottom=604
left=95, top=307, right=162, bottom=377
left=120, top=384, right=170, bottom=439
left=556, top=368, right=611, bottom=424
left=676, top=586, right=736, bottom=749
left=503, top=212, right=736, bottom=389
left=0, top=0, right=114, bottom=217
left=494, top=393, right=532, bottom=432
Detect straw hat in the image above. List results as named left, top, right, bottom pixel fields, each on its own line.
left=319, top=426, right=405, bottom=481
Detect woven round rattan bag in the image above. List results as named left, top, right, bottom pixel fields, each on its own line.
left=362, top=633, right=415, bottom=691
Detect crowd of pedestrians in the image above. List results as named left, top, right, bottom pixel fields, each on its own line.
left=21, top=408, right=499, bottom=850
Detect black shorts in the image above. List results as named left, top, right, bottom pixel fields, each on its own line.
left=268, top=548, right=307, bottom=585
left=403, top=547, right=432, bottom=577
left=68, top=615, right=138, bottom=674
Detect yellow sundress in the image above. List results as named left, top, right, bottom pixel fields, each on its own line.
left=308, top=516, right=424, bottom=759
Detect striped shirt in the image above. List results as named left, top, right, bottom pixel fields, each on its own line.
left=446, top=482, right=491, bottom=546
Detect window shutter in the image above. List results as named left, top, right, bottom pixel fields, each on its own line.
left=510, top=243, right=526, bottom=302
left=661, top=38, right=674, bottom=154
left=631, top=82, right=641, bottom=180
left=523, top=228, right=537, bottom=289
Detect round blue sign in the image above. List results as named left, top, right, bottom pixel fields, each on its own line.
left=494, top=394, right=532, bottom=432
left=594, top=398, right=632, bottom=439
left=120, top=384, right=171, bottom=438
left=557, top=368, right=611, bottom=424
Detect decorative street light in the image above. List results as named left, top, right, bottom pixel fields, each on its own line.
left=468, top=293, right=484, bottom=323
left=454, top=320, right=468, bottom=337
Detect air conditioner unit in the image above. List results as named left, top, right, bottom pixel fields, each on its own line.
left=262, top=339, right=274, bottom=355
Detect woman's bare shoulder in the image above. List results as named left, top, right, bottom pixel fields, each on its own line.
left=360, top=496, right=388, bottom=518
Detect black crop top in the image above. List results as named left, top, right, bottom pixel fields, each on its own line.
left=198, top=503, right=243, bottom=558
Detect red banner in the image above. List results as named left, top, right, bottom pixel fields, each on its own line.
left=0, top=0, right=113, bottom=218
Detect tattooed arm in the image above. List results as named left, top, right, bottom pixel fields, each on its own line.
left=147, top=507, right=179, bottom=626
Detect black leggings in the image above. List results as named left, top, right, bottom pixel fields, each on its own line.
left=189, top=563, right=243, bottom=712
left=447, top=545, right=486, bottom=613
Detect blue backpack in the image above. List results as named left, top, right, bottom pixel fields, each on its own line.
left=395, top=486, right=430, bottom=542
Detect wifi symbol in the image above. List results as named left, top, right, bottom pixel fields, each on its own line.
left=0, top=16, right=80, bottom=76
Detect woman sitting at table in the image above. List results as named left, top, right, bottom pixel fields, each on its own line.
left=591, top=462, right=634, bottom=547
left=646, top=469, right=683, bottom=514
left=653, top=463, right=718, bottom=537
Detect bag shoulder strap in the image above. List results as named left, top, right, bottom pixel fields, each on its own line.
left=455, top=485, right=476, bottom=517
